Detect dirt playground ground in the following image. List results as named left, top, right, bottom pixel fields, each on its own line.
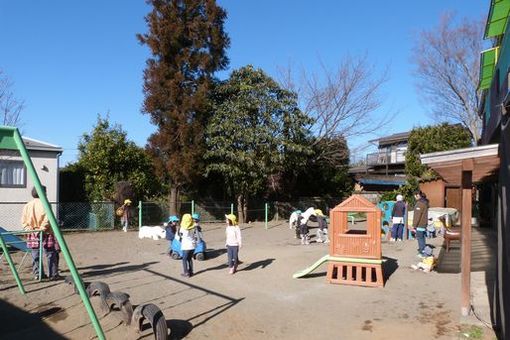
left=0, top=221, right=496, bottom=339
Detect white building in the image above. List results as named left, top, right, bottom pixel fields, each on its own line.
left=0, top=136, right=62, bottom=230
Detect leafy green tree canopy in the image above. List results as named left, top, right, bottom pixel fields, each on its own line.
left=77, top=116, right=159, bottom=201
left=293, top=136, right=351, bottom=198
left=405, top=123, right=472, bottom=192
left=205, top=65, right=312, bottom=219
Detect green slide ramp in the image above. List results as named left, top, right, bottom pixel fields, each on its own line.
left=293, top=255, right=330, bottom=279
left=293, top=255, right=383, bottom=279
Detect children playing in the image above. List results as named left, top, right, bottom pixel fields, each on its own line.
left=165, top=215, right=179, bottom=256
left=225, top=214, right=242, bottom=274
left=314, top=209, right=329, bottom=243
left=178, top=214, right=196, bottom=277
left=192, top=213, right=203, bottom=243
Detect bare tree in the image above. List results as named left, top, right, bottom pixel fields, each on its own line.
left=279, top=55, right=393, bottom=167
left=412, top=13, right=484, bottom=143
left=0, top=70, right=24, bottom=127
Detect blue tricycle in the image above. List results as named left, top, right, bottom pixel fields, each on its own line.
left=170, top=237, right=207, bottom=261
left=168, top=213, right=207, bottom=261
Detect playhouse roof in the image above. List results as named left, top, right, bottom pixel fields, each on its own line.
left=331, top=194, right=379, bottom=212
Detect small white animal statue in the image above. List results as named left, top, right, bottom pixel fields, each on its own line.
left=138, top=226, right=166, bottom=240
left=289, top=211, right=301, bottom=229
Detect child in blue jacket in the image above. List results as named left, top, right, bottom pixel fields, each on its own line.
left=166, top=215, right=179, bottom=255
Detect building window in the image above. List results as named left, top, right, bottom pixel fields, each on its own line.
left=0, top=160, right=26, bottom=187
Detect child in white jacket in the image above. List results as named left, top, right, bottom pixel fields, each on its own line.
left=179, top=214, right=196, bottom=277
left=225, top=214, right=242, bottom=274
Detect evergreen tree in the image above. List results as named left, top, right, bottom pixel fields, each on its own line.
left=404, top=123, right=472, bottom=200
left=138, top=0, right=230, bottom=214
left=205, top=65, right=312, bottom=222
left=76, top=116, right=159, bottom=201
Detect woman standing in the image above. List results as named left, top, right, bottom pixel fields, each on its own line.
left=391, top=195, right=406, bottom=242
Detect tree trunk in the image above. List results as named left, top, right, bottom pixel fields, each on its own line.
left=237, top=194, right=246, bottom=224
left=169, top=185, right=179, bottom=216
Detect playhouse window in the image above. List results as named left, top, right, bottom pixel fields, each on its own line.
left=345, top=211, right=368, bottom=235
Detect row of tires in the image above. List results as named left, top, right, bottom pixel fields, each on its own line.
left=64, top=276, right=168, bottom=339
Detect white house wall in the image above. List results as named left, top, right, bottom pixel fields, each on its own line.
left=0, top=150, right=59, bottom=231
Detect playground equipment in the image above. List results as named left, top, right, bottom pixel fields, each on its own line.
left=0, top=227, right=37, bottom=277
left=377, top=201, right=395, bottom=239
left=328, top=195, right=383, bottom=287
left=294, top=195, right=384, bottom=287
left=0, top=126, right=105, bottom=339
left=170, top=236, right=207, bottom=261
left=65, top=277, right=168, bottom=339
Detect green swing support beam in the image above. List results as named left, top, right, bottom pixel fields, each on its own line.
left=0, top=126, right=105, bottom=340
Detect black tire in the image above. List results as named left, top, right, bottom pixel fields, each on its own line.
left=171, top=252, right=180, bottom=260
left=64, top=275, right=90, bottom=294
left=195, top=252, right=205, bottom=261
left=105, top=292, right=132, bottom=323
left=141, top=303, right=168, bottom=340
left=86, top=281, right=111, bottom=297
left=131, top=304, right=145, bottom=332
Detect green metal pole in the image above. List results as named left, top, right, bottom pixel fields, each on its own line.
left=265, top=203, right=268, bottom=230
left=230, top=203, right=234, bottom=215
left=12, top=128, right=105, bottom=340
left=191, top=200, right=195, bottom=214
left=138, top=200, right=142, bottom=229
left=0, top=233, right=25, bottom=295
left=38, top=230, right=43, bottom=281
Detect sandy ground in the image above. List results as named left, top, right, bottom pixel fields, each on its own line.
left=0, top=221, right=496, bottom=340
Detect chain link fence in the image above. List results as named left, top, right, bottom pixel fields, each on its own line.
left=139, top=197, right=350, bottom=225
left=0, top=196, right=352, bottom=232
left=0, top=201, right=115, bottom=231
left=59, top=202, right=115, bottom=231
left=139, top=201, right=193, bottom=226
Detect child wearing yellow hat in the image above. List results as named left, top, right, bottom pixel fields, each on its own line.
left=225, top=214, right=242, bottom=274
left=121, top=199, right=132, bottom=232
left=314, top=209, right=329, bottom=243
left=178, top=214, right=196, bottom=277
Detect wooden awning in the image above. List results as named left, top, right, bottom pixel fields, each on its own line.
left=421, top=143, right=500, bottom=316
left=420, top=144, right=500, bottom=185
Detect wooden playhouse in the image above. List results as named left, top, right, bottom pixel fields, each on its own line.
left=327, top=195, right=383, bottom=287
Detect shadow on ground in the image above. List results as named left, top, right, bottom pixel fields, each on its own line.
left=240, top=258, right=275, bottom=272
left=205, top=248, right=227, bottom=260
left=382, top=256, right=398, bottom=283
left=78, top=261, right=159, bottom=278
left=75, top=261, right=129, bottom=271
left=0, top=299, right=67, bottom=339
left=144, top=268, right=245, bottom=332
left=167, top=319, right=193, bottom=339
left=194, top=263, right=229, bottom=275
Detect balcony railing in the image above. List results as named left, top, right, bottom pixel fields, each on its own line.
left=366, top=151, right=405, bottom=166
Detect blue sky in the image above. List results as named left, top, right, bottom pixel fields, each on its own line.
left=0, top=1, right=488, bottom=165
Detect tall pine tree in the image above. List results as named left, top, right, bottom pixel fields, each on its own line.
left=138, top=0, right=230, bottom=214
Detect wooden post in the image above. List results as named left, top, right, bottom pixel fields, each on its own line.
left=461, top=160, right=473, bottom=316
